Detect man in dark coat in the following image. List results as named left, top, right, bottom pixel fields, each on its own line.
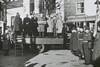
left=23, top=14, right=31, bottom=36
left=92, top=22, right=100, bottom=67
left=30, top=15, right=38, bottom=37
left=62, top=24, right=68, bottom=49
left=92, top=25, right=100, bottom=62
left=29, top=15, right=38, bottom=52
left=82, top=29, right=92, bottom=64
left=13, top=12, right=22, bottom=35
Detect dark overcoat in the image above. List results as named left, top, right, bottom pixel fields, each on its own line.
left=30, top=17, right=38, bottom=36
left=92, top=32, right=100, bottom=61
left=70, top=31, right=79, bottom=51
left=82, top=32, right=92, bottom=64
left=23, top=17, right=31, bottom=33
left=14, top=16, right=22, bottom=32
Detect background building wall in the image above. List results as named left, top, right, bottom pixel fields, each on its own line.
left=64, top=0, right=77, bottom=18
left=84, top=0, right=96, bottom=16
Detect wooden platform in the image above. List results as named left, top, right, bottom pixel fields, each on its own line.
left=15, top=37, right=64, bottom=53
left=23, top=37, right=63, bottom=45
left=35, top=38, right=63, bottom=44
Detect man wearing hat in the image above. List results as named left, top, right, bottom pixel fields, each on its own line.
left=82, top=27, right=92, bottom=64
left=70, top=27, right=79, bottom=55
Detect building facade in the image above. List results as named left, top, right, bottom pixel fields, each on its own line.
left=64, top=0, right=96, bottom=18
left=65, top=0, right=97, bottom=30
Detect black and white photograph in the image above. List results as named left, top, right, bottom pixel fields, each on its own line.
left=0, top=0, right=100, bottom=67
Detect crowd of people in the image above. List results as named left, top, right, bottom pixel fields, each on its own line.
left=62, top=22, right=100, bottom=66
left=70, top=26, right=93, bottom=65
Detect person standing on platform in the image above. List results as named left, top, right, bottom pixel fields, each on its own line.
left=13, top=12, right=22, bottom=36
left=82, top=28, right=92, bottom=65
left=23, top=14, right=31, bottom=37
left=30, top=14, right=38, bottom=53
left=30, top=15, right=38, bottom=37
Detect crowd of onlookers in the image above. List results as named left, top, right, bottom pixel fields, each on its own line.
left=62, top=22, right=100, bottom=67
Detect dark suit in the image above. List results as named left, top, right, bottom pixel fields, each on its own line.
left=30, top=17, right=38, bottom=36
left=93, top=32, right=100, bottom=61
left=62, top=27, right=68, bottom=49
left=82, top=32, right=92, bottom=64
left=23, top=17, right=31, bottom=36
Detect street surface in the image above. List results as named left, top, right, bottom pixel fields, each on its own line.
left=0, top=49, right=35, bottom=67
left=25, top=50, right=93, bottom=67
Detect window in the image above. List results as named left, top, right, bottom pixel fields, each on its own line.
left=77, top=0, right=84, bottom=14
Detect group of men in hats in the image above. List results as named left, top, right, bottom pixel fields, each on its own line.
left=69, top=26, right=93, bottom=65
